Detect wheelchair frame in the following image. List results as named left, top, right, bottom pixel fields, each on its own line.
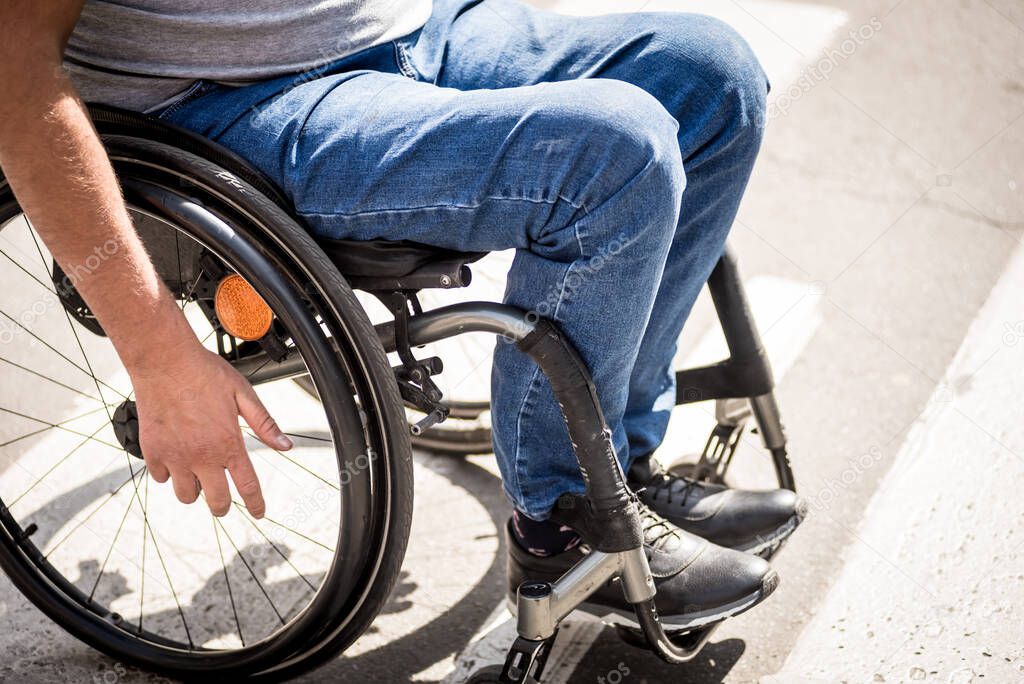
left=3, top=106, right=795, bottom=682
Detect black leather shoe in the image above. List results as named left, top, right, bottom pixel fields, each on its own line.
left=506, top=505, right=779, bottom=630
left=628, top=457, right=807, bottom=556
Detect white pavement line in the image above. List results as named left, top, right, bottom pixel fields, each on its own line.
left=447, top=275, right=823, bottom=682
left=680, top=275, right=823, bottom=378
left=539, top=619, right=607, bottom=683
left=666, top=275, right=824, bottom=460
left=765, top=243, right=1024, bottom=684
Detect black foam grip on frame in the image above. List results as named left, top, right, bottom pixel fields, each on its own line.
left=516, top=319, right=643, bottom=553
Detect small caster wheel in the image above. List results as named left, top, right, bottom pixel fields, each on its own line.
left=466, top=664, right=507, bottom=683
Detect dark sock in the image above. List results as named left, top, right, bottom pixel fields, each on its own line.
left=511, top=510, right=581, bottom=558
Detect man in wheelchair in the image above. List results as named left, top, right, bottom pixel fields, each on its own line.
left=1, top=0, right=805, bottom=655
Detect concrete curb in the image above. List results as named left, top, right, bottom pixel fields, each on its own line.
left=765, top=243, right=1024, bottom=683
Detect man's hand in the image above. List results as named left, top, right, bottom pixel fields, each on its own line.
left=132, top=344, right=293, bottom=519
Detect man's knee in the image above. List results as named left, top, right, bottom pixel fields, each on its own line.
left=529, top=79, right=685, bottom=241
left=700, top=17, right=768, bottom=133
left=650, top=15, right=768, bottom=149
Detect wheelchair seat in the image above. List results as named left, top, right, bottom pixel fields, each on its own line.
left=317, top=237, right=487, bottom=291
left=88, top=104, right=486, bottom=293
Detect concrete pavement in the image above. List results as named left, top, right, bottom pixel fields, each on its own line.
left=771, top=241, right=1024, bottom=683
left=0, top=0, right=1021, bottom=682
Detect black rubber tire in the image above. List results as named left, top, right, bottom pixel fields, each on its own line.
left=0, top=134, right=413, bottom=680
left=407, top=419, right=493, bottom=456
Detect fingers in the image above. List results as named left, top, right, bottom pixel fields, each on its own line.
left=235, top=379, right=293, bottom=451
left=227, top=452, right=266, bottom=519
left=169, top=466, right=201, bottom=505
left=147, top=457, right=171, bottom=483
left=195, top=466, right=232, bottom=517
left=157, top=455, right=263, bottom=519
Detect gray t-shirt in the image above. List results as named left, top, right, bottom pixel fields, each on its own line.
left=65, top=0, right=432, bottom=113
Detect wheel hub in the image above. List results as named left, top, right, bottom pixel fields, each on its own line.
left=112, top=400, right=143, bottom=459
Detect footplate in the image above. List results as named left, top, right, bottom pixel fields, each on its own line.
left=691, top=420, right=746, bottom=483
left=614, top=621, right=721, bottom=662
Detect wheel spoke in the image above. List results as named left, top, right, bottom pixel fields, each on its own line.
left=0, top=309, right=128, bottom=401
left=282, top=432, right=333, bottom=444
left=174, top=231, right=185, bottom=308
left=244, top=358, right=273, bottom=381
left=212, top=515, right=246, bottom=647
left=180, top=267, right=205, bottom=311
left=0, top=404, right=114, bottom=447
left=243, top=428, right=338, bottom=491
left=231, top=501, right=335, bottom=553
left=90, top=473, right=138, bottom=601
left=0, top=355, right=105, bottom=404
left=138, top=473, right=194, bottom=648
left=70, top=465, right=181, bottom=609
left=45, top=466, right=144, bottom=559
left=27, top=228, right=121, bottom=422
left=214, top=517, right=286, bottom=625
left=0, top=405, right=122, bottom=451
left=138, top=476, right=149, bottom=632
left=235, top=507, right=317, bottom=592
left=0, top=245, right=58, bottom=295
left=8, top=421, right=112, bottom=508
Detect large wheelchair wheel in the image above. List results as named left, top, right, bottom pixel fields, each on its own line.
left=0, top=133, right=413, bottom=679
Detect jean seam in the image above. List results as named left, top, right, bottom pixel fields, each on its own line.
left=511, top=364, right=543, bottom=510
left=393, top=40, right=419, bottom=79
left=512, top=246, right=586, bottom=516
left=571, top=218, right=586, bottom=258
left=155, top=80, right=210, bottom=121
left=295, top=192, right=586, bottom=219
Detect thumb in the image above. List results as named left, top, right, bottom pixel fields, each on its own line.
left=235, top=378, right=293, bottom=451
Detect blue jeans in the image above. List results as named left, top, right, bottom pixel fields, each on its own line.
left=159, top=0, right=768, bottom=519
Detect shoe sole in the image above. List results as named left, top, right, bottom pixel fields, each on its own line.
left=507, top=568, right=780, bottom=632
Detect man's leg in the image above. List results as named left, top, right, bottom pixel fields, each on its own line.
left=407, top=0, right=769, bottom=460
left=407, top=0, right=804, bottom=554
left=162, top=67, right=683, bottom=518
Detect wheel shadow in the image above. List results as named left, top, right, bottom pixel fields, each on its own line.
left=295, top=453, right=510, bottom=682
left=15, top=452, right=751, bottom=683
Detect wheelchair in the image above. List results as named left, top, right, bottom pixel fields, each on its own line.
left=0, top=105, right=795, bottom=682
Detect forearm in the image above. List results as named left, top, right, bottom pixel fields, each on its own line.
left=0, top=65, right=195, bottom=373
left=0, top=1, right=284, bottom=519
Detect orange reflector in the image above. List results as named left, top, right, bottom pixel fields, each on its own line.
left=214, top=274, right=273, bottom=341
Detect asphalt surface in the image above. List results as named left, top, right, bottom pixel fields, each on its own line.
left=0, top=0, right=1021, bottom=682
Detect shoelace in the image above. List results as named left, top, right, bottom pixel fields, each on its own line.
left=638, top=501, right=681, bottom=551
left=644, top=472, right=705, bottom=507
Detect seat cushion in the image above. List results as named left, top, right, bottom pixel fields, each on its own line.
left=317, top=238, right=488, bottom=290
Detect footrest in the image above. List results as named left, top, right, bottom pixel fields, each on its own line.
left=614, top=621, right=720, bottom=660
